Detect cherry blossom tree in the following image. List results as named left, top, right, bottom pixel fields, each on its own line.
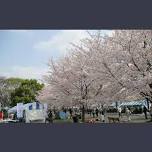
left=104, top=30, right=152, bottom=103
left=41, top=30, right=152, bottom=120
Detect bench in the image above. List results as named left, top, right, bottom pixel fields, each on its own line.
left=108, top=117, right=120, bottom=123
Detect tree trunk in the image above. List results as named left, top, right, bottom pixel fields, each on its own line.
left=82, top=104, right=85, bottom=122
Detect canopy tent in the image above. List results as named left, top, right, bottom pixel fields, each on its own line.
left=8, top=106, right=17, bottom=114
left=8, top=102, right=45, bottom=114
left=119, top=99, right=151, bottom=109
left=109, top=99, right=151, bottom=110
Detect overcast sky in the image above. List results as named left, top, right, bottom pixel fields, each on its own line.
left=0, top=30, right=112, bottom=81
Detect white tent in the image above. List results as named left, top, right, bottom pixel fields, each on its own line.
left=8, top=106, right=17, bottom=114
left=119, top=99, right=151, bottom=109
left=8, top=102, right=45, bottom=114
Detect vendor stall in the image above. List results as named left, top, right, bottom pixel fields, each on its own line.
left=8, top=102, right=48, bottom=123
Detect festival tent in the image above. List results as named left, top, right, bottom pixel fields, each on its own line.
left=8, top=102, right=45, bottom=114
left=109, top=99, right=151, bottom=110
left=119, top=99, right=151, bottom=109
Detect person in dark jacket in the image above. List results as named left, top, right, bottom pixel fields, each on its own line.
left=69, top=108, right=73, bottom=119
left=48, top=110, right=53, bottom=123
left=95, top=108, right=99, bottom=117
left=63, top=108, right=67, bottom=114
left=72, top=114, right=79, bottom=123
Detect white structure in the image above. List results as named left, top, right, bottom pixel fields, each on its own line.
left=8, top=102, right=48, bottom=123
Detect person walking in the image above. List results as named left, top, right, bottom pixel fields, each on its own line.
left=118, top=106, right=122, bottom=118
left=95, top=108, right=99, bottom=117
left=69, top=108, right=73, bottom=119
left=72, top=113, right=79, bottom=123
left=48, top=109, right=53, bottom=123
left=92, top=109, right=95, bottom=118
left=126, top=107, right=131, bottom=122
left=101, top=109, right=105, bottom=122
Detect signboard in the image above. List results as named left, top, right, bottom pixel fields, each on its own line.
left=25, top=109, right=45, bottom=122
left=17, top=103, right=24, bottom=118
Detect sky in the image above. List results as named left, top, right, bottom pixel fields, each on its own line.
left=0, top=30, right=112, bottom=81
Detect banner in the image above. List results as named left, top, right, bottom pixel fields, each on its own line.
left=25, top=109, right=45, bottom=122
left=17, top=103, right=24, bottom=118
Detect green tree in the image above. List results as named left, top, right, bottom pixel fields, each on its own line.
left=10, top=79, right=44, bottom=106
left=0, top=77, right=24, bottom=107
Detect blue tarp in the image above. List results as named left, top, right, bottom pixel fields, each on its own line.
left=59, top=111, right=68, bottom=120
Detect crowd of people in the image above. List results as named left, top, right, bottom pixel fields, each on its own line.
left=116, top=105, right=152, bottom=122
left=0, top=103, right=151, bottom=123
left=46, top=106, right=107, bottom=123
left=45, top=104, right=152, bottom=123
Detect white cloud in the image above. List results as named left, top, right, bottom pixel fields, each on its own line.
left=33, top=30, right=89, bottom=55
left=0, top=66, right=48, bottom=80
left=33, top=30, right=113, bottom=56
